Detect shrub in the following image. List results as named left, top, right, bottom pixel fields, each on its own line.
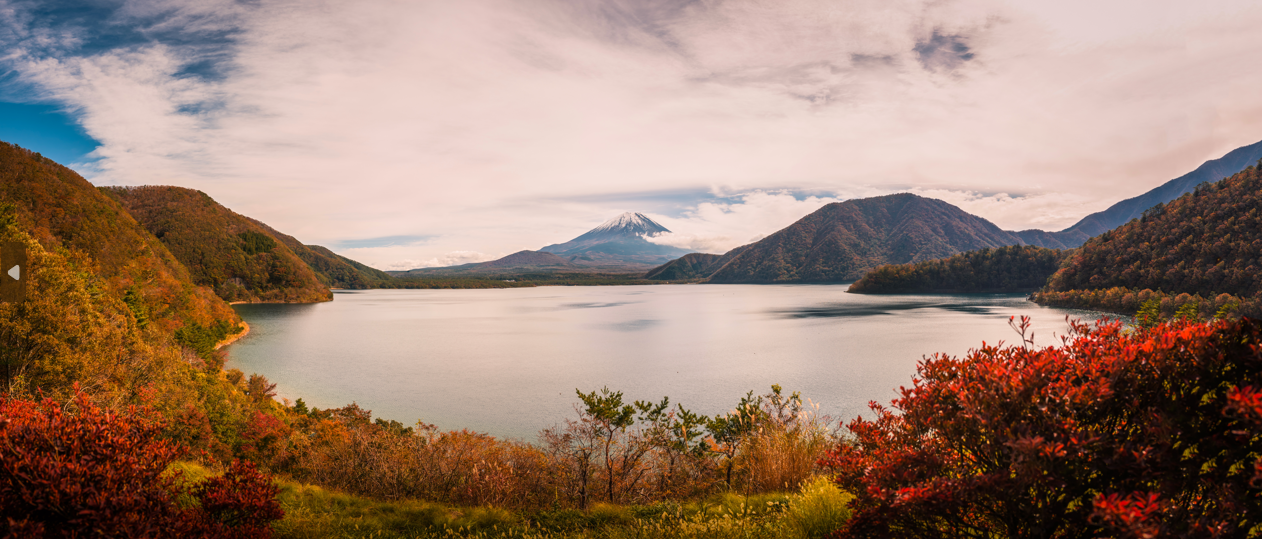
left=822, top=316, right=1262, bottom=538
left=786, top=476, right=852, bottom=539
left=191, top=459, right=284, bottom=537
left=0, top=391, right=190, bottom=537
left=0, top=390, right=284, bottom=538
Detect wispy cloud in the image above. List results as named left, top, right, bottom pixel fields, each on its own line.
left=369, top=250, right=497, bottom=271
left=2, top=0, right=1262, bottom=269
left=334, top=235, right=436, bottom=250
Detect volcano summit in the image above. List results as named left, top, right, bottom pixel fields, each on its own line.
left=540, top=212, right=690, bottom=268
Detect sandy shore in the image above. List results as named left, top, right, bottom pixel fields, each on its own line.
left=214, top=321, right=251, bottom=350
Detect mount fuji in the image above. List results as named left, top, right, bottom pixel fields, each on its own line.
left=540, top=212, right=691, bottom=267
left=391, top=212, right=690, bottom=275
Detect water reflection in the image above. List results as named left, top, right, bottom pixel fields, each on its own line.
left=778, top=299, right=1006, bottom=318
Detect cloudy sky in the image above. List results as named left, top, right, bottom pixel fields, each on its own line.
left=2, top=0, right=1261, bottom=269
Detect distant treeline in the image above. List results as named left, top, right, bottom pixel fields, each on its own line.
left=1031, top=287, right=1255, bottom=319
left=848, top=245, right=1068, bottom=294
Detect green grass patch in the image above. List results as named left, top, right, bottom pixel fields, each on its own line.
left=169, top=462, right=852, bottom=538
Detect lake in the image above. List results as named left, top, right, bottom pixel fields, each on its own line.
left=226, top=285, right=1108, bottom=440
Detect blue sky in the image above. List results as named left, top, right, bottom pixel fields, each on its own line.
left=3, top=0, right=1262, bottom=269
left=0, top=102, right=99, bottom=165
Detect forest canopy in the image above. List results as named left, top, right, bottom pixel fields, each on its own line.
left=848, top=245, right=1068, bottom=294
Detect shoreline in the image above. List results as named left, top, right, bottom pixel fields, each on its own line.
left=214, top=321, right=251, bottom=350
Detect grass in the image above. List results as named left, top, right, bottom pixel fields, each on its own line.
left=170, top=462, right=852, bottom=539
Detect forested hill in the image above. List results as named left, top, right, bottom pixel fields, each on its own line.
left=1034, top=161, right=1262, bottom=316
left=0, top=141, right=241, bottom=403
left=848, top=245, right=1068, bottom=294
left=705, top=194, right=1025, bottom=283
left=103, top=186, right=332, bottom=303
left=244, top=216, right=394, bottom=289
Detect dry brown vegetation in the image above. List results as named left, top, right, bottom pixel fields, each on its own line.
left=270, top=386, right=836, bottom=511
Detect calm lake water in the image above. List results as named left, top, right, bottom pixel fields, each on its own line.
left=227, top=285, right=1107, bottom=440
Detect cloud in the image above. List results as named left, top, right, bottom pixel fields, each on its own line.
left=402, top=251, right=497, bottom=270
left=334, top=235, right=436, bottom=250
left=646, top=190, right=869, bottom=253
left=913, top=30, right=975, bottom=72
left=907, top=189, right=1105, bottom=231
left=2, top=0, right=1262, bottom=264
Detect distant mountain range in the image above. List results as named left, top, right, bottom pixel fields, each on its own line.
left=1011, top=139, right=1262, bottom=249
left=393, top=212, right=690, bottom=276
left=1055, top=139, right=1262, bottom=242
left=647, top=138, right=1262, bottom=283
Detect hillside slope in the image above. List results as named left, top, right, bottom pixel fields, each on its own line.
left=707, top=194, right=1024, bottom=283
left=0, top=143, right=237, bottom=333
left=644, top=245, right=753, bottom=281
left=644, top=253, right=723, bottom=280
left=1034, top=161, right=1262, bottom=316
left=0, top=142, right=240, bottom=402
left=103, top=186, right=332, bottom=303
left=244, top=217, right=393, bottom=289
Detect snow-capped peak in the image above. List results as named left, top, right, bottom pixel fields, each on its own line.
left=588, top=212, right=671, bottom=237
left=538, top=211, right=688, bottom=258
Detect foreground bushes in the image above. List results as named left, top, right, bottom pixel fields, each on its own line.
left=278, top=386, right=835, bottom=510
left=823, top=316, right=1262, bottom=537
left=0, top=390, right=283, bottom=538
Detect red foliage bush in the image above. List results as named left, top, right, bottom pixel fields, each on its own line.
left=0, top=390, right=283, bottom=538
left=192, top=459, right=284, bottom=538
left=237, top=410, right=291, bottom=468
left=822, top=317, right=1262, bottom=538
